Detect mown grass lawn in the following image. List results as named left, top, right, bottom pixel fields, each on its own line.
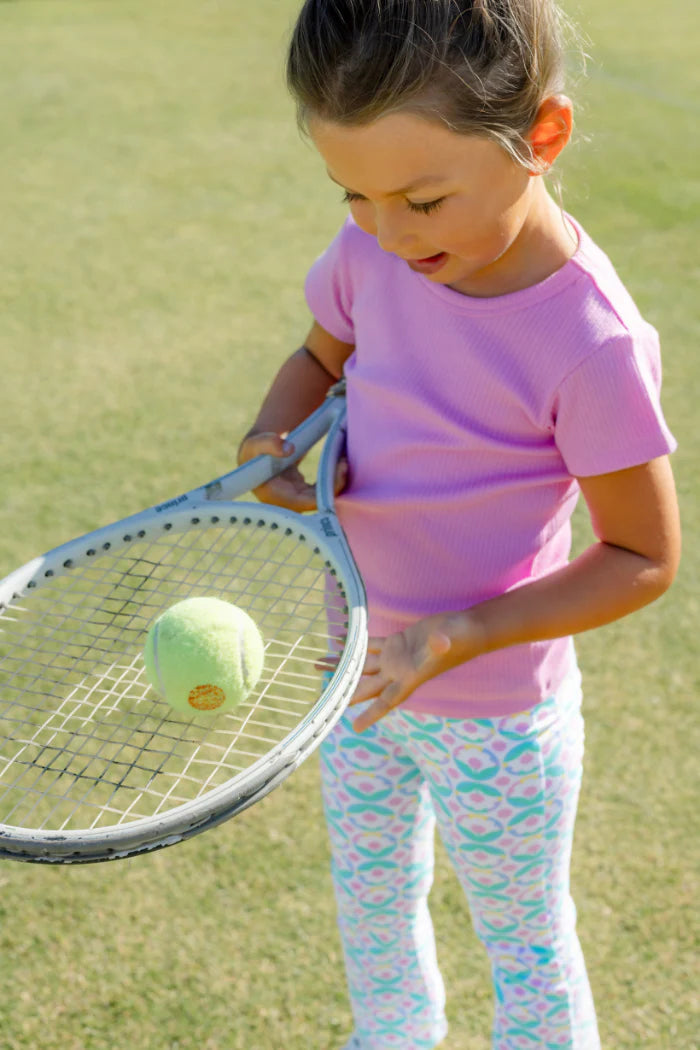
left=0, top=2, right=696, bottom=1048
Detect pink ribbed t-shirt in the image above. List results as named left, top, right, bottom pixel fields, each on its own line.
left=305, top=215, right=676, bottom=716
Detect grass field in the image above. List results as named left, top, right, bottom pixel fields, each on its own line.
left=0, top=1, right=697, bottom=1048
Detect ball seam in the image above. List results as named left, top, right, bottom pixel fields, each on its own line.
left=150, top=619, right=168, bottom=700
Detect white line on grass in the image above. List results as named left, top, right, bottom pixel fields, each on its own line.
left=589, top=69, right=700, bottom=115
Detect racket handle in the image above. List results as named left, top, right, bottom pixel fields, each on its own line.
left=202, top=382, right=346, bottom=503
left=316, top=405, right=347, bottom=515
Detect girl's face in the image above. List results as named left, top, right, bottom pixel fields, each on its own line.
left=309, top=111, right=568, bottom=298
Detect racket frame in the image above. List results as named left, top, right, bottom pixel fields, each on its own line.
left=0, top=384, right=367, bottom=863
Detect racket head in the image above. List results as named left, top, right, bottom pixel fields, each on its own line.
left=0, top=474, right=366, bottom=863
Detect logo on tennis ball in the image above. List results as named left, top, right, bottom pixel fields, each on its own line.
left=143, top=597, right=265, bottom=714
left=188, top=684, right=227, bottom=711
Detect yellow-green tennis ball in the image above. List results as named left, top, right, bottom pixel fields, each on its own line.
left=143, top=597, right=264, bottom=713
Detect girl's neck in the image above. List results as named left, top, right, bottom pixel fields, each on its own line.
left=450, top=185, right=578, bottom=299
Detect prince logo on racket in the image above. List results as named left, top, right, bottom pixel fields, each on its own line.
left=155, top=494, right=189, bottom=513
left=237, top=2, right=680, bottom=1049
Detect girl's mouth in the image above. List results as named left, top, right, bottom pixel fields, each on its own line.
left=406, top=252, right=448, bottom=275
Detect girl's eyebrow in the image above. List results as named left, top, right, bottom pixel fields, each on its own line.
left=326, top=170, right=448, bottom=196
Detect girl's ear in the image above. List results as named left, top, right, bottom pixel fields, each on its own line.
left=527, top=95, right=573, bottom=174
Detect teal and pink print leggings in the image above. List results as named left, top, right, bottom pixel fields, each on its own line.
left=319, top=670, right=600, bottom=1050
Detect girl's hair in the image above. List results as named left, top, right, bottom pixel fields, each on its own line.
left=287, top=0, right=574, bottom=168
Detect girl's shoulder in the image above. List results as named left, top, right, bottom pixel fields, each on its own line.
left=564, top=216, right=654, bottom=342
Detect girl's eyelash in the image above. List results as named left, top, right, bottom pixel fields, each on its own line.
left=407, top=198, right=445, bottom=215
left=342, top=190, right=445, bottom=216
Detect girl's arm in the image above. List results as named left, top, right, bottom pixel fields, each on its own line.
left=351, top=455, right=681, bottom=732
left=238, top=321, right=354, bottom=511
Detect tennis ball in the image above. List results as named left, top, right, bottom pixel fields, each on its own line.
left=144, top=597, right=264, bottom=713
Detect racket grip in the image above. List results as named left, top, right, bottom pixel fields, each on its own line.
left=206, top=384, right=346, bottom=502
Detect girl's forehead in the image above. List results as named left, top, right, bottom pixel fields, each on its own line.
left=309, top=112, right=503, bottom=194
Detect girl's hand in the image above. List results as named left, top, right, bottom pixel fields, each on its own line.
left=349, top=613, right=480, bottom=732
left=237, top=431, right=348, bottom=513
left=347, top=457, right=680, bottom=734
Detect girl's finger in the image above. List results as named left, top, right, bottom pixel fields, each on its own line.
left=349, top=670, right=395, bottom=706
left=314, top=655, right=339, bottom=673
left=239, top=431, right=294, bottom=463
left=360, top=651, right=383, bottom=675
left=352, top=682, right=404, bottom=732
left=256, top=476, right=317, bottom=512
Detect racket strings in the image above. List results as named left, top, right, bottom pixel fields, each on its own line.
left=0, top=517, right=349, bottom=832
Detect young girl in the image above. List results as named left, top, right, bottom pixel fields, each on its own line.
left=239, top=2, right=680, bottom=1047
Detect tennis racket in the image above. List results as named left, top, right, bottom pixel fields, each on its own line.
left=0, top=382, right=366, bottom=864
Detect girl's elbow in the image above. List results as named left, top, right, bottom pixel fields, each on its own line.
left=649, top=543, right=681, bottom=600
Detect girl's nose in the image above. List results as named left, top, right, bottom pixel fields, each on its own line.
left=374, top=210, right=412, bottom=256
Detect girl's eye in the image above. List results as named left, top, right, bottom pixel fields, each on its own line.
left=342, top=190, right=445, bottom=215
left=407, top=197, right=445, bottom=215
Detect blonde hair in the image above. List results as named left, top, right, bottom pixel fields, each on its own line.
left=287, top=0, right=575, bottom=168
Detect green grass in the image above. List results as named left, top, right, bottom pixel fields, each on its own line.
left=0, top=1, right=697, bottom=1048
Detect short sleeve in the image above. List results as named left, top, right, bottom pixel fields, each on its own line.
left=553, top=328, right=677, bottom=476
left=304, top=218, right=356, bottom=344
